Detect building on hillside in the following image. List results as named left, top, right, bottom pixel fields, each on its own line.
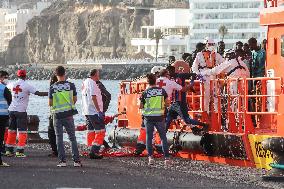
left=3, top=9, right=37, bottom=49
left=187, top=0, right=267, bottom=51
left=0, top=9, right=11, bottom=51
left=131, top=9, right=189, bottom=59
left=0, top=1, right=51, bottom=51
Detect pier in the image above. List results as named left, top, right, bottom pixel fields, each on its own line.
left=0, top=143, right=281, bottom=189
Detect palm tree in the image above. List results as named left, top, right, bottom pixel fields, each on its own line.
left=218, top=25, right=228, bottom=42
left=151, top=30, right=164, bottom=62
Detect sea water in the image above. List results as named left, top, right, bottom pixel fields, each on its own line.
left=26, top=80, right=120, bottom=144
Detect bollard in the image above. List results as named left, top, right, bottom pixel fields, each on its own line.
left=27, top=115, right=48, bottom=143
left=262, top=137, right=284, bottom=180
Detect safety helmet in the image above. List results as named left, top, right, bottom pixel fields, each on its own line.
left=204, top=37, right=215, bottom=45
left=151, top=66, right=165, bottom=74
left=172, top=60, right=190, bottom=73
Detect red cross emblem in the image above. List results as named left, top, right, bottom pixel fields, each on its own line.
left=13, top=85, right=22, bottom=94
left=157, top=80, right=166, bottom=88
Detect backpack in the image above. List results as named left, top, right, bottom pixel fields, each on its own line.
left=96, top=81, right=111, bottom=113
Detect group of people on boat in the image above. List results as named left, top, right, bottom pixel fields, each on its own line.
left=0, top=36, right=266, bottom=167
left=134, top=36, right=266, bottom=165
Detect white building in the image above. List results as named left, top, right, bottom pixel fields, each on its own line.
left=188, top=0, right=267, bottom=51
left=131, top=9, right=190, bottom=59
left=0, top=1, right=51, bottom=51
left=3, top=9, right=38, bottom=49
left=0, top=8, right=11, bottom=52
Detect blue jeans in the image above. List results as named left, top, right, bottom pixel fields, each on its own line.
left=166, top=102, right=205, bottom=131
left=54, top=116, right=79, bottom=162
left=144, top=118, right=169, bottom=158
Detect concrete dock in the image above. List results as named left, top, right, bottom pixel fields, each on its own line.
left=0, top=144, right=283, bottom=189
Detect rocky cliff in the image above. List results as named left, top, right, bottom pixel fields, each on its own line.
left=4, top=0, right=188, bottom=65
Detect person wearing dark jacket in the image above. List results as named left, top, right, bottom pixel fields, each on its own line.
left=47, top=75, right=58, bottom=157
left=0, top=71, right=12, bottom=166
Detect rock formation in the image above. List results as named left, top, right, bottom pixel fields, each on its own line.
left=3, top=0, right=188, bottom=65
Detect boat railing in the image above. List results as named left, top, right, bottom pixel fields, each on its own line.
left=119, top=77, right=282, bottom=134
left=207, top=77, right=282, bottom=134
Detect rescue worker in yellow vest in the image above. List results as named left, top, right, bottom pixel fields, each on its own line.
left=140, top=73, right=171, bottom=166
left=192, top=38, right=224, bottom=113
left=49, top=66, right=82, bottom=167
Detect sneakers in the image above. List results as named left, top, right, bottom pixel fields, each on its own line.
left=164, top=159, right=173, bottom=166
left=148, top=157, right=154, bottom=166
left=73, top=161, right=82, bottom=167
left=0, top=162, right=10, bottom=167
left=89, top=152, right=103, bottom=159
left=15, top=152, right=26, bottom=158
left=5, top=151, right=14, bottom=157
left=57, top=161, right=67, bottom=167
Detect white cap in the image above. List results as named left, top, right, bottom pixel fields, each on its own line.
left=151, top=66, right=165, bottom=74
left=204, top=37, right=215, bottom=44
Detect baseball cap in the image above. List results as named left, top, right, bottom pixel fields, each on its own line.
left=17, top=70, right=27, bottom=77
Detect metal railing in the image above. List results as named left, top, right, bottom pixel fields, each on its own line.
left=119, top=77, right=282, bottom=134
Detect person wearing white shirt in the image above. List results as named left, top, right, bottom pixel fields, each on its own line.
left=192, top=38, right=224, bottom=113
left=81, top=69, right=104, bottom=159
left=200, top=49, right=250, bottom=112
left=5, top=70, right=47, bottom=157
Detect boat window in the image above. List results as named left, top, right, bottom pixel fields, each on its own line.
left=282, top=35, right=284, bottom=57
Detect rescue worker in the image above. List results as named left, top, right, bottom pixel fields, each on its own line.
left=135, top=65, right=204, bottom=155
left=49, top=66, right=81, bottom=167
left=140, top=73, right=171, bottom=166
left=82, top=69, right=105, bottom=159
left=47, top=75, right=58, bottom=157
left=200, top=49, right=250, bottom=111
left=0, top=71, right=11, bottom=166
left=166, top=62, right=209, bottom=134
left=192, top=38, right=224, bottom=114
left=5, top=70, right=48, bottom=157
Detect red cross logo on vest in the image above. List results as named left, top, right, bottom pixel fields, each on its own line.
left=157, top=80, right=166, bottom=88
left=13, top=85, right=22, bottom=94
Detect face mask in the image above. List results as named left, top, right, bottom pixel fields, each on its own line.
left=207, top=46, right=215, bottom=52
left=3, top=79, right=8, bottom=84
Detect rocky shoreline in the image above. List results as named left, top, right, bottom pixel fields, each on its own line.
left=0, top=63, right=166, bottom=80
